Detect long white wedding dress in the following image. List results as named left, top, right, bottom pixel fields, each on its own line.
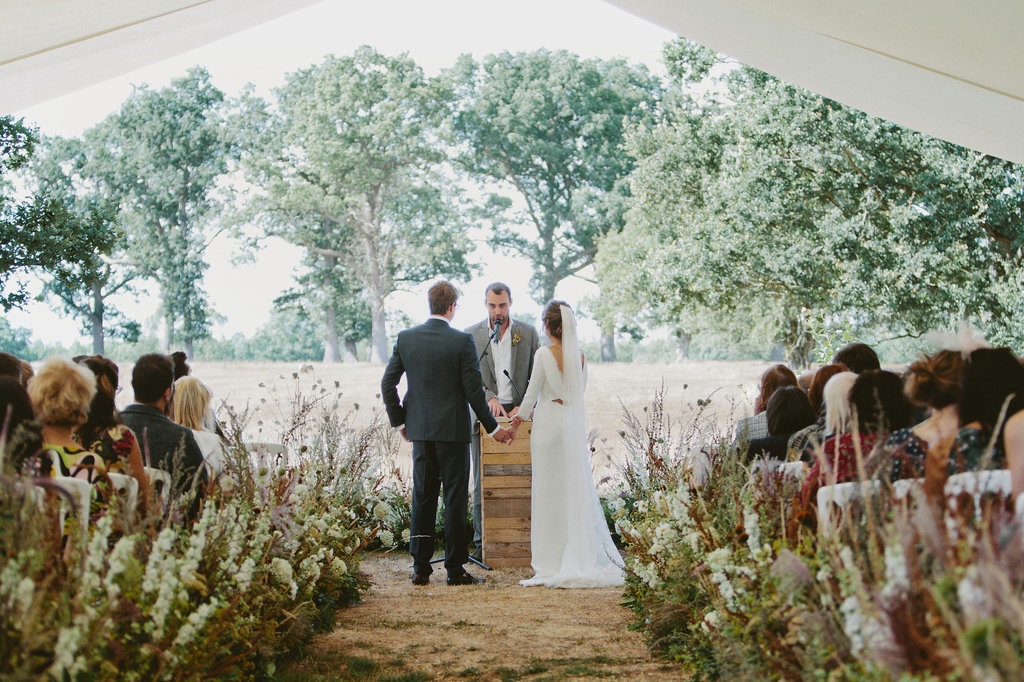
left=517, top=306, right=624, bottom=588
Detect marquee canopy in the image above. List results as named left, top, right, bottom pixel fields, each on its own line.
left=608, top=0, right=1024, bottom=164
left=0, top=0, right=321, bottom=112
left=1, top=0, right=1022, bottom=164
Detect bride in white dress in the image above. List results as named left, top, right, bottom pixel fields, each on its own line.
left=510, top=301, right=624, bottom=588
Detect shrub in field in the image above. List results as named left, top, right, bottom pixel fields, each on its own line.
left=614, top=391, right=1024, bottom=679
left=0, top=376, right=400, bottom=679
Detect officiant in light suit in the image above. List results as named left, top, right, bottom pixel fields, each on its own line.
left=466, top=282, right=541, bottom=556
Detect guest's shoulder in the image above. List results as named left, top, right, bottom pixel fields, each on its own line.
left=885, top=427, right=916, bottom=447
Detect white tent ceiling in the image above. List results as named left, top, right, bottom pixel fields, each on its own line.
left=1, top=0, right=1022, bottom=164
left=608, top=0, right=1024, bottom=164
left=0, top=0, right=321, bottom=113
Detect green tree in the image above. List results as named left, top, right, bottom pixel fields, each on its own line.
left=0, top=116, right=93, bottom=311
left=238, top=48, right=473, bottom=364
left=30, top=135, right=141, bottom=354
left=598, top=39, right=1024, bottom=365
left=450, top=50, right=662, bottom=359
left=82, top=68, right=230, bottom=357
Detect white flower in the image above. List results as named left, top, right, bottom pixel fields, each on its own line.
left=236, top=558, right=256, bottom=591
left=373, top=501, right=392, bottom=520
left=220, top=475, right=235, bottom=492
left=743, top=508, right=761, bottom=555
left=293, top=482, right=309, bottom=497
left=331, top=557, right=348, bottom=577
left=633, top=500, right=648, bottom=514
left=379, top=530, right=395, bottom=546
left=401, top=528, right=411, bottom=544
left=701, top=610, right=722, bottom=633
left=880, top=543, right=909, bottom=604
left=269, top=558, right=298, bottom=599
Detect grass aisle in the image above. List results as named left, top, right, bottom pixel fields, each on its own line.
left=283, top=553, right=681, bottom=681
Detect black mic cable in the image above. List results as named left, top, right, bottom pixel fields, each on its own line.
left=503, top=369, right=524, bottom=406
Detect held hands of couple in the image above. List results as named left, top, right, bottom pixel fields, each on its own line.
left=492, top=426, right=515, bottom=444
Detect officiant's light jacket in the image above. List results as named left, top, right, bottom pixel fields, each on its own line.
left=381, top=318, right=499, bottom=443
left=466, top=318, right=540, bottom=407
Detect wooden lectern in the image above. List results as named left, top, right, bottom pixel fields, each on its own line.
left=480, top=420, right=533, bottom=568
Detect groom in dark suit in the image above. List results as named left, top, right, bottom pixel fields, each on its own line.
left=381, top=281, right=513, bottom=586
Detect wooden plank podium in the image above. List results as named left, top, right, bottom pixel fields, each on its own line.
left=480, top=420, right=533, bottom=568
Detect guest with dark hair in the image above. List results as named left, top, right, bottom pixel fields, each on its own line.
left=881, top=350, right=963, bottom=480
left=947, top=348, right=1024, bottom=476
left=747, top=386, right=817, bottom=460
left=171, top=351, right=190, bottom=381
left=121, top=353, right=207, bottom=512
left=76, top=356, right=150, bottom=501
left=832, top=342, right=881, bottom=374
left=800, top=370, right=911, bottom=504
left=734, top=364, right=798, bottom=442
left=0, top=376, right=41, bottom=472
left=0, top=352, right=22, bottom=383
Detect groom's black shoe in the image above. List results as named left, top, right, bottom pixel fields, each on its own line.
left=447, top=570, right=485, bottom=586
left=412, top=573, right=430, bottom=586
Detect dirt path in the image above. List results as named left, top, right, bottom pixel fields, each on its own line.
left=283, top=553, right=682, bottom=681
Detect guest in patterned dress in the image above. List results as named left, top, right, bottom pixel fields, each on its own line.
left=948, top=348, right=1024, bottom=475
left=880, top=350, right=963, bottom=480
left=76, top=355, right=151, bottom=504
left=800, top=370, right=913, bottom=507
left=28, top=358, right=111, bottom=513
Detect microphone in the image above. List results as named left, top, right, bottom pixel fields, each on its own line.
left=503, top=369, right=524, bottom=405
left=492, top=318, right=503, bottom=344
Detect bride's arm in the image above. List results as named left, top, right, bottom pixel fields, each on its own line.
left=511, top=349, right=546, bottom=426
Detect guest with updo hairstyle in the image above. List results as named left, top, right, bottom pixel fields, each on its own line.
left=881, top=350, right=963, bottom=480
left=800, top=370, right=911, bottom=505
left=734, top=364, right=798, bottom=442
left=947, top=348, right=1024, bottom=476
left=76, top=356, right=150, bottom=499
left=28, top=357, right=107, bottom=485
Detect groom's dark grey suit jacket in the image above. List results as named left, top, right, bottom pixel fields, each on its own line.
left=381, top=318, right=499, bottom=443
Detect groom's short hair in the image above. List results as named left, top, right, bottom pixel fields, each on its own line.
left=428, top=281, right=460, bottom=315
left=485, top=282, right=511, bottom=301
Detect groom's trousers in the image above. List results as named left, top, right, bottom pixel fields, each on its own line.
left=410, top=440, right=470, bottom=576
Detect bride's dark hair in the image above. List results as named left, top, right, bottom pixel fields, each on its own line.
left=543, top=300, right=570, bottom=340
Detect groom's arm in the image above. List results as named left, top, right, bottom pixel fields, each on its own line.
left=380, top=338, right=406, bottom=428
left=459, top=334, right=499, bottom=435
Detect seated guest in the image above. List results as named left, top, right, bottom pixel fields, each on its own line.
left=28, top=358, right=107, bottom=485
left=747, top=387, right=817, bottom=461
left=1007, top=409, right=1024, bottom=509
left=801, top=371, right=857, bottom=462
left=0, top=376, right=42, bottom=471
left=121, top=354, right=208, bottom=506
left=946, top=348, right=1024, bottom=476
left=171, top=351, right=190, bottom=380
left=19, top=360, right=33, bottom=390
left=790, top=363, right=850, bottom=454
left=734, top=364, right=798, bottom=442
left=169, top=377, right=226, bottom=476
left=801, top=370, right=912, bottom=504
left=797, top=370, right=815, bottom=393
left=832, top=342, right=880, bottom=374
left=881, top=350, right=963, bottom=480
left=0, top=352, right=22, bottom=383
left=76, top=356, right=151, bottom=501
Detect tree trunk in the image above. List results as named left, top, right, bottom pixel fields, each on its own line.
left=90, top=281, right=105, bottom=355
left=323, top=306, right=342, bottom=362
left=161, top=311, right=174, bottom=353
left=675, top=330, right=691, bottom=362
left=184, top=339, right=195, bottom=360
left=784, top=319, right=815, bottom=369
left=343, top=339, right=359, bottom=363
left=600, top=331, right=616, bottom=362
left=370, top=299, right=388, bottom=365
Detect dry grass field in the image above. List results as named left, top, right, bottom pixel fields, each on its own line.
left=116, top=360, right=775, bottom=478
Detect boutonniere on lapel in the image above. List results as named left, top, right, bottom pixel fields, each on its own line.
left=511, top=330, right=522, bottom=346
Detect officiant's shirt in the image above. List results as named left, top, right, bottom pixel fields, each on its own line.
left=494, top=318, right=514, bottom=403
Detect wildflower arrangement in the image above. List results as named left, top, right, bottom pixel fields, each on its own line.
left=0, top=376, right=400, bottom=679
left=613, top=392, right=1024, bottom=679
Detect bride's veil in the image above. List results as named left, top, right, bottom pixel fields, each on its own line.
left=560, top=304, right=583, bottom=407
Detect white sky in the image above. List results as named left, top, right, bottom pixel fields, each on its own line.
left=7, top=0, right=675, bottom=347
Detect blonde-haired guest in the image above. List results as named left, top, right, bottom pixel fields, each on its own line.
left=28, top=357, right=106, bottom=484
left=169, top=377, right=225, bottom=476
